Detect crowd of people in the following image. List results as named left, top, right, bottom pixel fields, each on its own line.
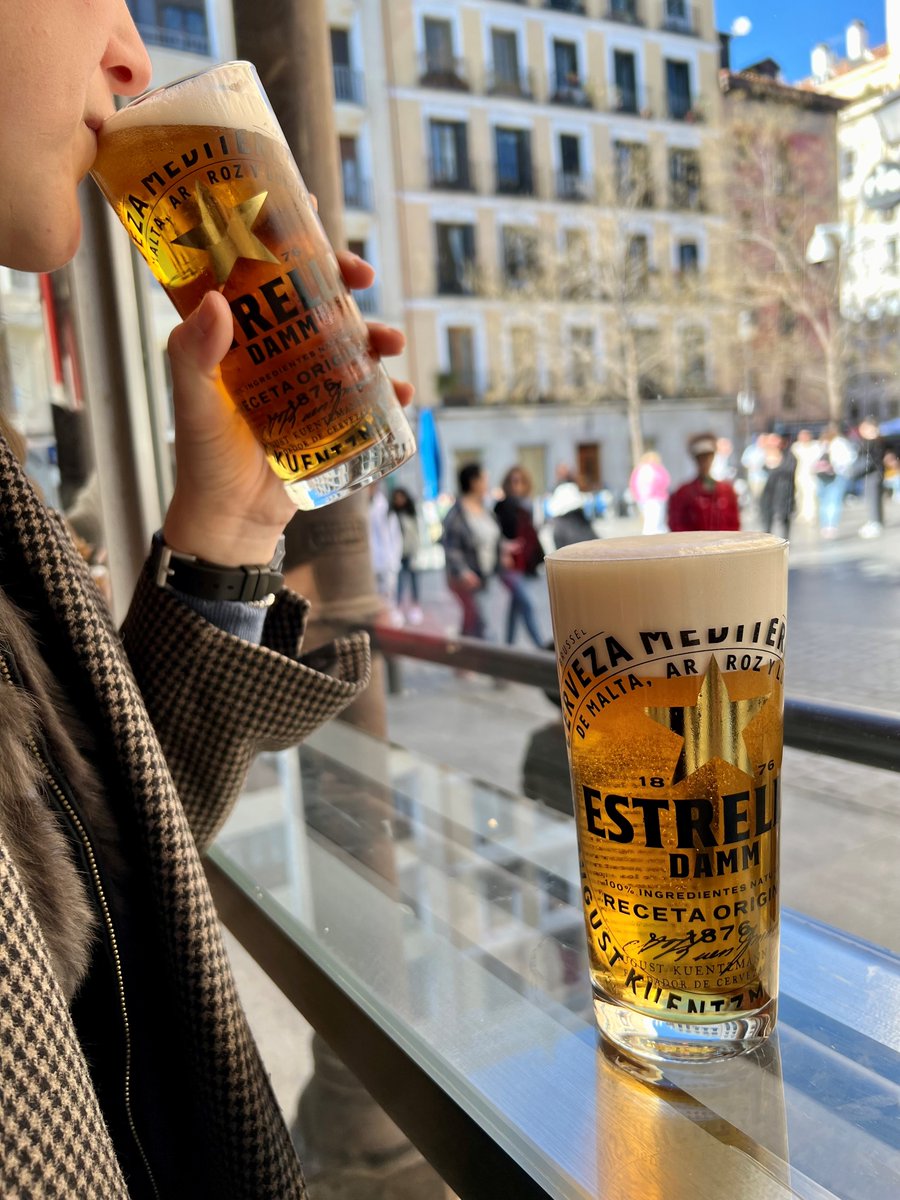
left=373, top=418, right=896, bottom=646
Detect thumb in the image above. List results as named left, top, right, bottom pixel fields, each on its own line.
left=167, top=290, right=234, bottom=383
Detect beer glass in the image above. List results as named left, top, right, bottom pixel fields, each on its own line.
left=546, top=532, right=788, bottom=1062
left=91, top=61, right=415, bottom=510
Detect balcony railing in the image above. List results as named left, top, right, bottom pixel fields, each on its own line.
left=667, top=91, right=706, bottom=123
left=605, top=0, right=644, bottom=25
left=342, top=172, right=373, bottom=211
left=333, top=64, right=366, bottom=105
left=544, top=0, right=587, bottom=13
left=549, top=72, right=594, bottom=108
left=135, top=22, right=210, bottom=56
left=486, top=66, right=536, bottom=101
left=436, top=266, right=480, bottom=297
left=495, top=167, right=537, bottom=197
left=418, top=53, right=470, bottom=91
left=436, top=369, right=479, bottom=407
left=669, top=185, right=706, bottom=213
left=354, top=285, right=380, bottom=315
left=556, top=170, right=595, bottom=202
left=428, top=157, right=478, bottom=192
left=660, top=1, right=699, bottom=35
left=606, top=84, right=655, bottom=118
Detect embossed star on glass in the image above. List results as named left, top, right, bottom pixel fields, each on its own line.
left=546, top=533, right=788, bottom=1064
left=91, top=61, right=415, bottom=509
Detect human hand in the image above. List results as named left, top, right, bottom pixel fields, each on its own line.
left=460, top=569, right=481, bottom=591
left=162, top=251, right=413, bottom=567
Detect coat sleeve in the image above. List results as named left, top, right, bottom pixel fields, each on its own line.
left=120, top=562, right=371, bottom=852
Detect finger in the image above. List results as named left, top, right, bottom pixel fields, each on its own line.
left=337, top=249, right=376, bottom=290
left=368, top=323, right=406, bottom=358
left=167, top=291, right=233, bottom=380
left=310, top=193, right=318, bottom=212
left=391, top=378, right=415, bottom=408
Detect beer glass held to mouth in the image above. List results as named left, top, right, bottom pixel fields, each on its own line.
left=91, top=61, right=415, bottom=510
left=545, top=532, right=788, bottom=1064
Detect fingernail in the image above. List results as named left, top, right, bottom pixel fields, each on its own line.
left=193, top=292, right=218, bottom=338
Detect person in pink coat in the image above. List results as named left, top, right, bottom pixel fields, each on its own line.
left=629, top=451, right=671, bottom=534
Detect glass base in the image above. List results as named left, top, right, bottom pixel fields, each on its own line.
left=283, top=424, right=416, bottom=511
left=594, top=992, right=777, bottom=1064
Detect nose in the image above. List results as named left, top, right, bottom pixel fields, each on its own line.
left=102, top=4, right=153, bottom=98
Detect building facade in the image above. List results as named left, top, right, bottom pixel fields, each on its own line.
left=370, top=0, right=733, bottom=496
left=804, top=2, right=900, bottom=419
left=719, top=66, right=845, bottom=428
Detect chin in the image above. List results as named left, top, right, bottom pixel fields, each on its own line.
left=1, top=209, right=83, bottom=273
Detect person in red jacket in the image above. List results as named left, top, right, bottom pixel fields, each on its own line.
left=668, top=433, right=741, bottom=532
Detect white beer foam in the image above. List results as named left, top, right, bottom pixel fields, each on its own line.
left=548, top=532, right=785, bottom=563
left=103, top=60, right=282, bottom=140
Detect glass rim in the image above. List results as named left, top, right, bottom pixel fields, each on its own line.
left=108, top=59, right=257, bottom=122
left=546, top=531, right=788, bottom=566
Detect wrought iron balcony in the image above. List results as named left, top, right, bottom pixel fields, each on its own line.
left=135, top=22, right=210, bottom=56
left=556, top=170, right=596, bottom=202
left=341, top=171, right=373, bottom=211
left=549, top=71, right=594, bottom=108
left=354, top=285, right=380, bottom=315
left=660, top=1, right=698, bottom=36
left=418, top=53, right=470, bottom=92
left=606, top=0, right=644, bottom=26
left=436, top=369, right=479, bottom=407
left=428, top=157, right=478, bottom=192
left=333, top=64, right=366, bottom=105
left=485, top=66, right=536, bottom=101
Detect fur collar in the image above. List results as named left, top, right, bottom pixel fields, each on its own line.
left=0, top=585, right=122, bottom=1001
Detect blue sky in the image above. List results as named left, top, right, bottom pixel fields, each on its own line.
left=717, top=1, right=887, bottom=83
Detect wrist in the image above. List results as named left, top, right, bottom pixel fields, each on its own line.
left=163, top=503, right=284, bottom=568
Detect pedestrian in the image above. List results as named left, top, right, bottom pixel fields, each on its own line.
left=741, top=434, right=768, bottom=502
left=495, top=466, right=545, bottom=647
left=759, top=434, right=796, bottom=540
left=712, top=436, right=737, bottom=482
left=390, top=487, right=423, bottom=624
left=668, top=433, right=741, bottom=532
left=629, top=451, right=670, bottom=534
left=368, top=487, right=404, bottom=625
left=853, top=418, right=886, bottom=538
left=441, top=463, right=500, bottom=639
left=815, top=425, right=856, bottom=539
left=791, top=429, right=822, bottom=525
left=547, top=478, right=596, bottom=549
left=0, top=7, right=412, bottom=1195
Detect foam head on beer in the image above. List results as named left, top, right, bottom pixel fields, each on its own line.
left=546, top=532, right=788, bottom=1063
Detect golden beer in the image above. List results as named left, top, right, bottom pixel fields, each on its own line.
left=546, top=533, right=788, bottom=1062
left=91, top=62, right=415, bottom=509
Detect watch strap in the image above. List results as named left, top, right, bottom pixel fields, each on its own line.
left=151, top=532, right=285, bottom=604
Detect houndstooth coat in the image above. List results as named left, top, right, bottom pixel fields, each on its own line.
left=0, top=436, right=371, bottom=1198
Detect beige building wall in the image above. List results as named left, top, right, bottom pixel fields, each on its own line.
left=378, top=0, right=731, bottom=490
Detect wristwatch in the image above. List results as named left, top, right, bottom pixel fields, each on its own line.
left=150, top=532, right=286, bottom=605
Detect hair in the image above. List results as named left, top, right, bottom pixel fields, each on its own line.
left=390, top=486, right=417, bottom=516
left=501, top=465, right=532, bottom=496
left=639, top=451, right=661, bottom=466
left=458, top=462, right=483, bottom=495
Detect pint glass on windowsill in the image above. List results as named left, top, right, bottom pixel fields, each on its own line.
left=546, top=533, right=788, bottom=1063
left=91, top=61, right=415, bottom=510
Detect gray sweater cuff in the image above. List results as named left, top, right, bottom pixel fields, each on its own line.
left=173, top=592, right=268, bottom=644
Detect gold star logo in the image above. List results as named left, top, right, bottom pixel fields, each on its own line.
left=644, top=658, right=771, bottom=781
left=172, top=182, right=279, bottom=286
